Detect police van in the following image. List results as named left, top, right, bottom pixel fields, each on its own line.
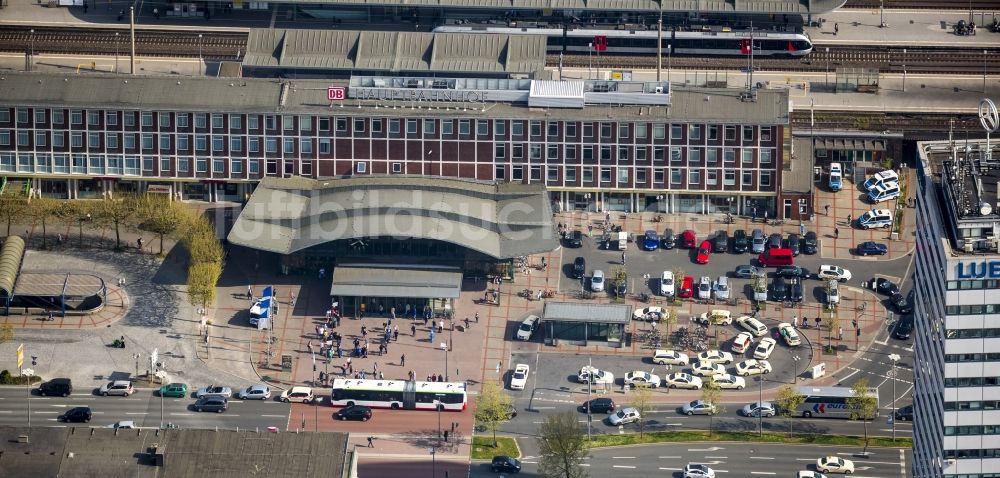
left=857, top=209, right=893, bottom=229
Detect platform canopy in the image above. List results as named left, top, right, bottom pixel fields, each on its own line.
left=330, top=265, right=462, bottom=299
left=227, top=175, right=558, bottom=260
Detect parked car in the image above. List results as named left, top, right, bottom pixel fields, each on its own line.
left=608, top=407, right=641, bottom=425
left=614, top=278, right=627, bottom=297
left=856, top=241, right=888, bottom=256
left=753, top=338, right=777, bottom=359
left=829, top=162, right=843, bottom=191
left=732, top=229, right=749, bottom=253
left=280, top=386, right=314, bottom=403
left=770, top=277, right=789, bottom=302
left=39, top=378, right=73, bottom=397
left=237, top=384, right=271, bottom=400
left=867, top=181, right=901, bottom=203
left=768, top=233, right=783, bottom=250
left=786, top=233, right=801, bottom=256
left=778, top=323, right=801, bottom=346
left=682, top=399, right=717, bottom=416
left=577, top=366, right=615, bottom=385
left=681, top=230, right=698, bottom=248
left=566, top=230, right=584, bottom=247
left=653, top=350, right=690, bottom=366
left=710, top=374, right=746, bottom=390
left=713, top=276, right=730, bottom=300
left=858, top=208, right=894, bottom=229
left=697, top=350, right=735, bottom=364
left=335, top=405, right=373, bottom=421
left=864, top=169, right=899, bottom=191
left=665, top=373, right=704, bottom=389
left=827, top=279, right=841, bottom=305
left=803, top=231, right=818, bottom=254
left=579, top=397, right=616, bottom=414
left=697, top=276, right=712, bottom=299
left=159, top=383, right=188, bottom=398
left=99, top=380, right=134, bottom=397
left=735, top=359, right=773, bottom=376
left=59, top=406, right=92, bottom=423
left=696, top=241, right=712, bottom=264
left=740, top=401, right=776, bottom=418
left=730, top=331, right=754, bottom=354
left=734, top=264, right=761, bottom=279
left=642, top=230, right=659, bottom=251
left=509, top=364, right=530, bottom=390
left=515, top=315, right=540, bottom=340
left=572, top=257, right=586, bottom=279
left=890, top=292, right=913, bottom=314
left=736, top=316, right=768, bottom=337
left=775, top=265, right=810, bottom=279
left=713, top=230, right=729, bottom=253
left=624, top=371, right=661, bottom=388
left=817, top=265, right=853, bottom=282
left=751, top=229, right=766, bottom=254
left=894, top=404, right=913, bottom=421
left=591, top=270, right=606, bottom=292
left=787, top=278, right=803, bottom=302
left=876, top=277, right=900, bottom=296
left=696, top=309, right=732, bottom=326
left=661, top=228, right=676, bottom=249
left=690, top=361, right=726, bottom=377
left=491, top=456, right=522, bottom=474
left=894, top=315, right=914, bottom=340
left=195, top=385, right=233, bottom=399
left=194, top=396, right=228, bottom=413
left=660, top=270, right=675, bottom=297
left=678, top=276, right=695, bottom=298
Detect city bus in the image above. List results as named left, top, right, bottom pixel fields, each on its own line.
left=329, top=379, right=467, bottom=411
left=796, top=386, right=879, bottom=419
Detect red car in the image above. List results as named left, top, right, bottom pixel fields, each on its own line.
left=695, top=240, right=712, bottom=264
left=678, top=276, right=695, bottom=298
left=681, top=230, right=698, bottom=248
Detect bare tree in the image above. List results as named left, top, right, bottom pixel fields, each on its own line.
left=701, top=380, right=724, bottom=437
left=847, top=377, right=878, bottom=452
left=630, top=385, right=653, bottom=437
left=537, top=411, right=590, bottom=478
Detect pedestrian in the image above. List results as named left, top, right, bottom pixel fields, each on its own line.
left=475, top=311, right=480, bottom=323
left=367, top=436, right=374, bottom=448
left=834, top=22, right=839, bottom=35
left=824, top=204, right=830, bottom=215
left=153, top=7, right=159, bottom=18
left=319, top=268, right=326, bottom=279
left=137, top=237, right=143, bottom=250
left=444, top=430, right=449, bottom=442
left=400, top=354, right=405, bottom=367
left=847, top=214, right=852, bottom=225
left=839, top=326, right=844, bottom=340
left=83, top=1, right=88, bottom=12
left=411, top=324, right=416, bottom=336
left=792, top=316, right=798, bottom=328
left=621, top=251, right=626, bottom=265
left=464, top=317, right=470, bottom=330
left=373, top=362, right=379, bottom=374
left=834, top=227, right=840, bottom=239
left=390, top=307, right=396, bottom=320
left=439, top=319, right=444, bottom=333
left=247, top=286, right=253, bottom=301
left=307, top=341, right=313, bottom=354
left=393, top=325, right=399, bottom=341
left=430, top=329, right=436, bottom=343
left=378, top=371, right=384, bottom=380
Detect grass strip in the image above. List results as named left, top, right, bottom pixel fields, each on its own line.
left=586, top=431, right=912, bottom=449
left=471, top=436, right=520, bottom=460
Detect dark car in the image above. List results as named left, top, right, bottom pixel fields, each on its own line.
left=895, top=404, right=913, bottom=421
left=39, top=378, right=73, bottom=397
left=734, top=264, right=761, bottom=279
left=770, top=277, right=788, bottom=302
left=579, top=397, right=616, bottom=414
left=890, top=293, right=913, bottom=314
left=566, top=230, right=584, bottom=248
left=732, top=229, right=749, bottom=253
left=788, top=278, right=804, bottom=302
left=857, top=241, right=888, bottom=256
left=775, top=266, right=810, bottom=279
left=335, top=405, right=373, bottom=421
left=786, top=233, right=801, bottom=256
left=661, top=228, right=676, bottom=249
left=615, top=279, right=628, bottom=297
left=894, top=315, right=914, bottom=340
left=713, top=230, right=729, bottom=253
left=60, top=406, right=92, bottom=423
left=642, top=230, right=659, bottom=251
left=681, top=230, right=698, bottom=248
left=767, top=233, right=783, bottom=250
left=491, top=455, right=522, bottom=473
left=803, top=231, right=818, bottom=254
left=572, top=257, right=586, bottom=279
left=194, top=396, right=228, bottom=413
left=876, top=278, right=900, bottom=296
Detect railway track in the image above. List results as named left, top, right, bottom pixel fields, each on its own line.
left=551, top=46, right=1000, bottom=74
left=790, top=111, right=981, bottom=135
left=844, top=0, right=1000, bottom=9
left=0, top=25, right=246, bottom=60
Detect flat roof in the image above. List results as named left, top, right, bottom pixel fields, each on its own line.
left=0, top=72, right=789, bottom=125
left=235, top=0, right=847, bottom=15
left=543, top=302, right=632, bottom=324
left=12, top=271, right=105, bottom=298
left=330, top=265, right=463, bottom=298
left=244, top=29, right=547, bottom=75
left=228, top=175, right=557, bottom=259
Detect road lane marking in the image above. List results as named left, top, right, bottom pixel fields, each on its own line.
left=261, top=414, right=286, bottom=418
left=659, top=456, right=682, bottom=459
left=35, top=411, right=59, bottom=414
left=0, top=411, right=12, bottom=413
left=126, top=413, right=146, bottom=415
left=612, top=456, right=636, bottom=459
left=705, top=456, right=728, bottom=459
left=750, top=457, right=775, bottom=459
left=170, top=413, right=195, bottom=416
left=49, top=404, right=68, bottom=408
left=660, top=468, right=681, bottom=471
left=612, top=465, right=636, bottom=469
left=750, top=473, right=776, bottom=475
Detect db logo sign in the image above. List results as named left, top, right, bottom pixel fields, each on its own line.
left=327, top=87, right=346, bottom=101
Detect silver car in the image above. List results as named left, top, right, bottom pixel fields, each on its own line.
left=751, top=229, right=766, bottom=254
left=195, top=385, right=233, bottom=398
left=740, top=401, right=776, bottom=417
left=237, top=384, right=271, bottom=400
left=681, top=399, right=717, bottom=416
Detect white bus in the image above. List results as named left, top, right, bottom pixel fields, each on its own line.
left=796, top=386, right=879, bottom=419
left=329, top=379, right=467, bottom=411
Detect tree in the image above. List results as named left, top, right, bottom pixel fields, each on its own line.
left=661, top=306, right=678, bottom=338
left=24, top=196, right=62, bottom=249
left=91, top=194, right=140, bottom=250
left=0, top=194, right=28, bottom=236
left=701, top=380, right=724, bottom=437
left=773, top=384, right=806, bottom=437
left=846, top=378, right=878, bottom=452
left=537, top=411, right=590, bottom=478
left=630, top=384, right=653, bottom=437
left=187, top=261, right=221, bottom=308
left=137, top=195, right=185, bottom=256
left=823, top=315, right=839, bottom=350
left=474, top=382, right=514, bottom=448
left=0, top=323, right=13, bottom=346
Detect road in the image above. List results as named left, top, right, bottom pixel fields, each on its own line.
left=0, top=387, right=290, bottom=430
left=472, top=442, right=911, bottom=478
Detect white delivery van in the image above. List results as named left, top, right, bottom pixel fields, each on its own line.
left=617, top=231, right=628, bottom=250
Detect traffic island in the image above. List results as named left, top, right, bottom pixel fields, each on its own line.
left=471, top=436, right=520, bottom=460
left=584, top=430, right=912, bottom=449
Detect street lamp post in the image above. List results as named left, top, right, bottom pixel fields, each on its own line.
left=825, top=47, right=830, bottom=87
left=132, top=353, right=141, bottom=379
left=441, top=341, right=449, bottom=381
left=198, top=34, right=204, bottom=75
left=29, top=28, right=34, bottom=72
left=79, top=213, right=90, bottom=247
left=985, top=49, right=989, bottom=94
left=879, top=0, right=886, bottom=28
left=115, top=32, right=120, bottom=73
left=586, top=357, right=593, bottom=441
left=757, top=377, right=764, bottom=436
left=23, top=367, right=34, bottom=435
left=429, top=447, right=436, bottom=478
left=902, top=48, right=906, bottom=92
left=435, top=395, right=444, bottom=443
left=889, top=353, right=901, bottom=441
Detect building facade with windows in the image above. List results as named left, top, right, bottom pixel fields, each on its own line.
left=915, top=141, right=1000, bottom=478
left=0, top=72, right=803, bottom=218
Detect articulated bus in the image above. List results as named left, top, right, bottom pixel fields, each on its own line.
left=796, top=386, right=880, bottom=418
left=329, top=379, right=467, bottom=411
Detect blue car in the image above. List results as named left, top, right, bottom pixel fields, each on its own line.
left=856, top=241, right=888, bottom=256
left=642, top=230, right=659, bottom=251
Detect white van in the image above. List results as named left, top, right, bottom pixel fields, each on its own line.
left=867, top=181, right=901, bottom=204
left=864, top=170, right=899, bottom=191
left=826, top=280, right=841, bottom=305
left=858, top=209, right=894, bottom=229
left=617, top=231, right=628, bottom=250
left=829, top=163, right=843, bottom=192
